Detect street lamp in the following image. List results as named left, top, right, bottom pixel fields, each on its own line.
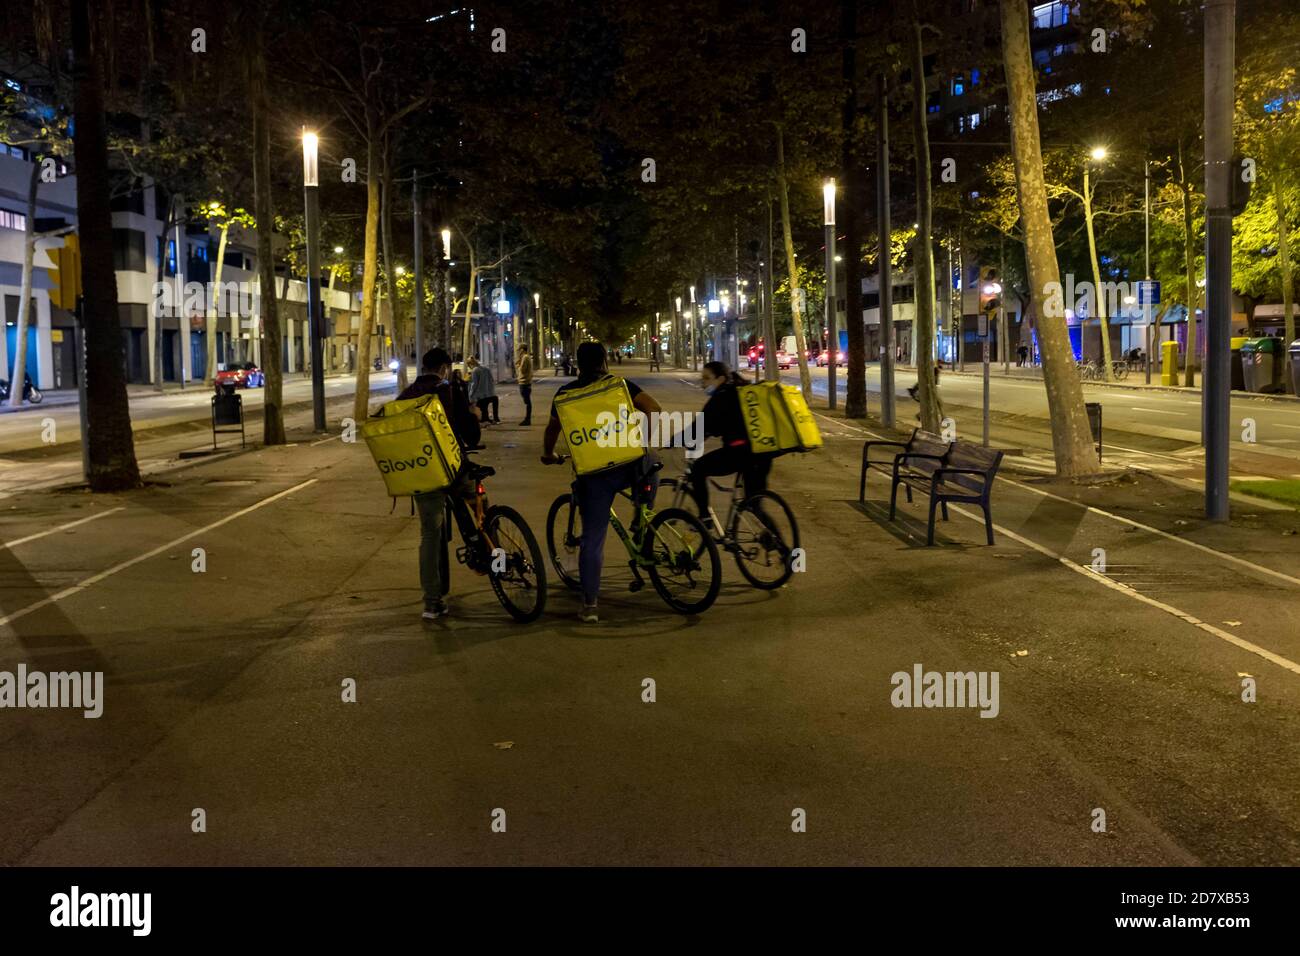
left=675, top=295, right=683, bottom=369
left=533, top=291, right=541, bottom=358
left=689, top=285, right=698, bottom=370
left=301, top=127, right=326, bottom=431
left=1090, top=146, right=1108, bottom=161
left=823, top=177, right=839, bottom=409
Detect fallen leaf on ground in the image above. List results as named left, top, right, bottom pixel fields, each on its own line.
left=493, top=741, right=514, bottom=750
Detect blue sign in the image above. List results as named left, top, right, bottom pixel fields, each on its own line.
left=1137, top=280, right=1161, bottom=306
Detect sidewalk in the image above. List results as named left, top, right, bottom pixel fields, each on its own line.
left=3, top=371, right=1300, bottom=865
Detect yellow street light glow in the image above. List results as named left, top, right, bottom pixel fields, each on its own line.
left=301, top=129, right=319, bottom=187
left=1090, top=146, right=1107, bottom=161
left=441, top=228, right=452, bottom=259
left=823, top=178, right=837, bottom=226
left=333, top=245, right=344, bottom=254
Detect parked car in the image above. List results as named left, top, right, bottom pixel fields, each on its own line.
left=216, top=362, right=264, bottom=388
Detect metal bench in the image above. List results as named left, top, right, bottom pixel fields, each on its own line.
left=890, top=439, right=1004, bottom=546
left=859, top=428, right=950, bottom=502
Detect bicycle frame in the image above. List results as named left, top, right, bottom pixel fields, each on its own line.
left=669, top=472, right=743, bottom=538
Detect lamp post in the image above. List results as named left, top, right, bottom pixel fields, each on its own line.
left=689, top=285, right=697, bottom=371
left=823, top=178, right=838, bottom=410
left=302, top=128, right=326, bottom=431
left=440, top=228, right=452, bottom=349
left=412, top=170, right=423, bottom=360
left=533, top=291, right=541, bottom=359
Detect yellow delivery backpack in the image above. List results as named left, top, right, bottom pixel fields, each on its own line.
left=360, top=394, right=463, bottom=496
left=553, top=374, right=646, bottom=475
left=737, top=381, right=823, bottom=455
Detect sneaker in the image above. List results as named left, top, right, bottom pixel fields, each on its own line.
left=578, top=603, right=599, bottom=623
left=422, top=600, right=449, bottom=621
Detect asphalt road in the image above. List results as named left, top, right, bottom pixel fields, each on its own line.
left=2, top=368, right=1299, bottom=865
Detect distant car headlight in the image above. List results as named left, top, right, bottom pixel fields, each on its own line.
left=388, top=359, right=400, bottom=371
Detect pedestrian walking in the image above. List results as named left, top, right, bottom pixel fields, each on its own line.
left=515, top=344, right=534, bottom=425
left=467, top=356, right=499, bottom=423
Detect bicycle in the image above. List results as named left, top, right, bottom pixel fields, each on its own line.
left=438, top=453, right=547, bottom=622
left=544, top=456, right=722, bottom=614
left=660, top=472, right=800, bottom=590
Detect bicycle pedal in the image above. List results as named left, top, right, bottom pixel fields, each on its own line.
left=628, top=579, right=644, bottom=593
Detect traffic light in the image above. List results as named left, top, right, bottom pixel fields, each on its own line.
left=978, top=266, right=1001, bottom=315
left=47, top=234, right=82, bottom=311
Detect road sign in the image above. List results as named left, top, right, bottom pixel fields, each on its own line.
left=977, top=313, right=989, bottom=337
left=1137, top=280, right=1161, bottom=306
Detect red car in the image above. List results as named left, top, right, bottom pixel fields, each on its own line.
left=215, top=362, right=265, bottom=388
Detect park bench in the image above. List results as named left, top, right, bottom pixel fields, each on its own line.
left=889, top=439, right=1004, bottom=546
left=859, top=428, right=950, bottom=502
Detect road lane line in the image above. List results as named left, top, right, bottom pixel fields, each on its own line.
left=1130, top=407, right=1184, bottom=416
left=944, top=501, right=1300, bottom=677
left=310, top=434, right=341, bottom=446
left=815, top=412, right=1300, bottom=589
left=3, top=508, right=126, bottom=548
left=0, top=479, right=317, bottom=631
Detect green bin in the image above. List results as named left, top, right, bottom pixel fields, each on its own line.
left=1240, top=337, right=1283, bottom=393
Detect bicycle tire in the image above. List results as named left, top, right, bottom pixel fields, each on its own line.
left=730, top=490, right=799, bottom=590
left=484, top=504, right=547, bottom=623
left=545, top=493, right=583, bottom=592
left=642, top=507, right=721, bottom=614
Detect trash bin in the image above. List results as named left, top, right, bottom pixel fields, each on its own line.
left=1230, top=336, right=1247, bottom=391
left=1290, top=339, right=1300, bottom=396
left=1241, top=337, right=1283, bottom=393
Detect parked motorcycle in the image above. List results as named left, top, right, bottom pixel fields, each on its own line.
left=0, top=375, right=42, bottom=405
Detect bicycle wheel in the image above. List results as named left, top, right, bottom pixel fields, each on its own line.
left=642, top=508, right=721, bottom=614
left=484, top=505, right=547, bottom=623
left=545, top=493, right=583, bottom=592
left=729, top=491, right=799, bottom=590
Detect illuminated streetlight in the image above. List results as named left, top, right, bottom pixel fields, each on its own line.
left=441, top=228, right=452, bottom=260
left=333, top=245, right=344, bottom=255
left=301, top=127, right=324, bottom=430
left=1090, top=146, right=1108, bottom=161
left=824, top=177, right=839, bottom=409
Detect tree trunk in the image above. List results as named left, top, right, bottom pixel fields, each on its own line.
left=352, top=121, right=381, bottom=423
left=205, top=220, right=229, bottom=383
left=999, top=0, right=1099, bottom=475
left=1082, top=166, right=1114, bottom=381
left=842, top=0, right=866, bottom=417
left=775, top=124, right=811, bottom=399
left=1276, top=176, right=1294, bottom=393
left=910, top=12, right=941, bottom=432
left=250, top=24, right=284, bottom=444
left=1179, top=139, right=1199, bottom=388
left=70, top=0, right=141, bottom=489
left=8, top=160, right=39, bottom=408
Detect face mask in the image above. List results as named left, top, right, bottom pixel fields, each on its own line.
left=704, top=384, right=718, bottom=395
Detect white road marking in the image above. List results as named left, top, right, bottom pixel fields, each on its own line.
left=2, top=507, right=127, bottom=548
left=310, top=434, right=342, bottom=446
left=0, top=479, right=318, bottom=632
left=817, top=411, right=1300, bottom=590
left=945, top=501, right=1300, bottom=677
left=1130, top=406, right=1184, bottom=416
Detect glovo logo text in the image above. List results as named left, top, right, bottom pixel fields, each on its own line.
left=378, top=443, right=435, bottom=474
left=743, top=390, right=776, bottom=448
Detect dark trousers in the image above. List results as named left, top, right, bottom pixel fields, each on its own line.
left=689, top=446, right=771, bottom=516
left=519, top=384, right=533, bottom=422
left=414, top=490, right=449, bottom=607
left=476, top=396, right=499, bottom=422
left=575, top=459, right=658, bottom=605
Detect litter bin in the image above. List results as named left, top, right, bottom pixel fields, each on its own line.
left=1230, top=336, right=1247, bottom=391
left=1241, top=337, right=1283, bottom=393
left=1290, top=339, right=1300, bottom=396
left=1160, top=340, right=1180, bottom=386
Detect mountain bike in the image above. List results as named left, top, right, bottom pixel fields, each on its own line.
left=660, top=472, right=800, bottom=590
left=544, top=457, right=721, bottom=614
left=439, top=453, right=547, bottom=622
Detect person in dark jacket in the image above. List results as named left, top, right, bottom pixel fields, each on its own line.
left=395, top=347, right=479, bottom=622
left=687, top=361, right=771, bottom=520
